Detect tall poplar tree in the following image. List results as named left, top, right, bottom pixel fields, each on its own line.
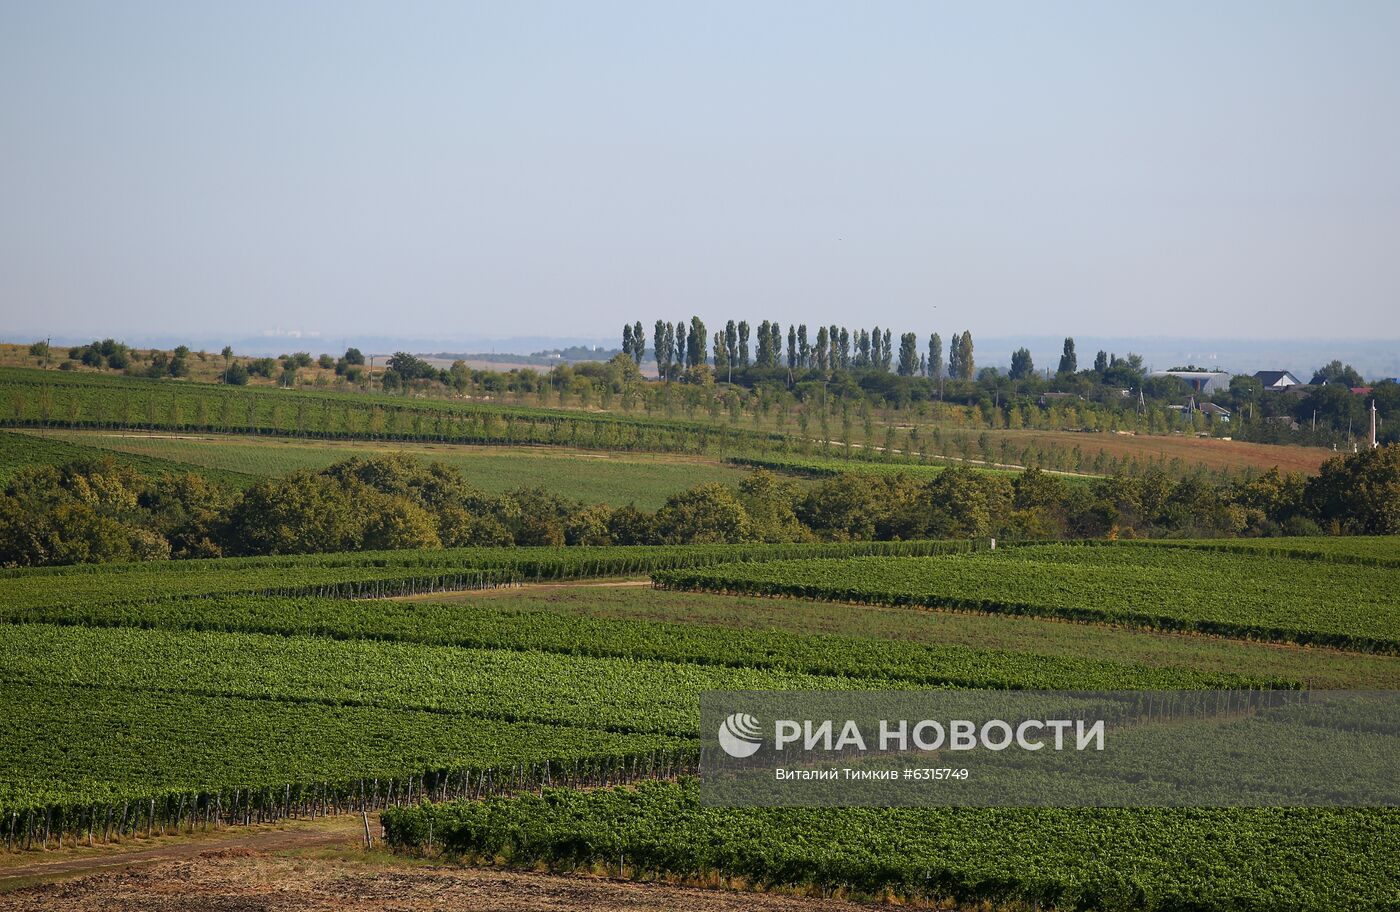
left=756, top=321, right=772, bottom=367
left=1058, top=337, right=1077, bottom=375
left=897, top=332, right=918, bottom=375
left=688, top=316, right=707, bottom=369
left=653, top=321, right=667, bottom=377
left=724, top=320, right=738, bottom=380
left=1010, top=347, right=1034, bottom=380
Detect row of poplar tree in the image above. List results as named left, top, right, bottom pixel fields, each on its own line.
left=621, top=319, right=980, bottom=381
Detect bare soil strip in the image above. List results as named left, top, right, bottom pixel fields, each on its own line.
left=0, top=816, right=361, bottom=889
left=0, top=820, right=874, bottom=911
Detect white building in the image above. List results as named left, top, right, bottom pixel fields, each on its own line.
left=1252, top=370, right=1302, bottom=392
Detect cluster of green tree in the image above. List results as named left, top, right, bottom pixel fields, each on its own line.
left=65, top=339, right=132, bottom=370
left=1222, top=373, right=1399, bottom=446
left=783, top=448, right=1398, bottom=541
left=2, top=446, right=1394, bottom=568
left=1311, top=360, right=1366, bottom=387
left=334, top=346, right=366, bottom=378
left=57, top=340, right=212, bottom=379
left=0, top=459, right=231, bottom=565
left=143, top=345, right=195, bottom=379
left=375, top=351, right=648, bottom=399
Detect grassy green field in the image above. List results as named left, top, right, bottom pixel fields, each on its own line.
left=18, top=430, right=763, bottom=507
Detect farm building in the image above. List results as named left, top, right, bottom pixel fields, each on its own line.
left=1253, top=370, right=1302, bottom=392
left=1198, top=402, right=1231, bottom=422
left=1149, top=370, right=1232, bottom=395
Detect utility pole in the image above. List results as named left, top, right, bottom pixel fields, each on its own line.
left=1372, top=399, right=1379, bottom=449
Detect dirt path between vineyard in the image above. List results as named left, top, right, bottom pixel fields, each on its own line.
left=387, top=577, right=652, bottom=601
left=0, top=815, right=363, bottom=890
left=0, top=814, right=874, bottom=911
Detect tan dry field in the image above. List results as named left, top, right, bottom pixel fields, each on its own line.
left=975, top=428, right=1333, bottom=474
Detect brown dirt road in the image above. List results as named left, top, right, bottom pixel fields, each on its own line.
left=0, top=816, right=874, bottom=911
left=0, top=815, right=363, bottom=890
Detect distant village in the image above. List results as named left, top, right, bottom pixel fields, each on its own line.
left=1143, top=368, right=1389, bottom=447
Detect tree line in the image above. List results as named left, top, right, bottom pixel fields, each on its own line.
left=624, top=320, right=1155, bottom=388
left=623, top=319, right=983, bottom=382
left=2, top=446, right=1395, bottom=568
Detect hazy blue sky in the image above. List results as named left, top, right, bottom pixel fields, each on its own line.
left=2, top=1, right=1398, bottom=342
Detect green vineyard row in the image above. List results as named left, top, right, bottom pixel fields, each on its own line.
left=381, top=779, right=1399, bottom=912
left=0, top=429, right=255, bottom=487
left=2, top=539, right=969, bottom=608
left=0, top=622, right=879, bottom=738
left=0, top=682, right=689, bottom=847
left=652, top=544, right=1400, bottom=652
left=0, top=367, right=789, bottom=455
left=0, top=596, right=1271, bottom=690
left=1118, top=535, right=1400, bottom=568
